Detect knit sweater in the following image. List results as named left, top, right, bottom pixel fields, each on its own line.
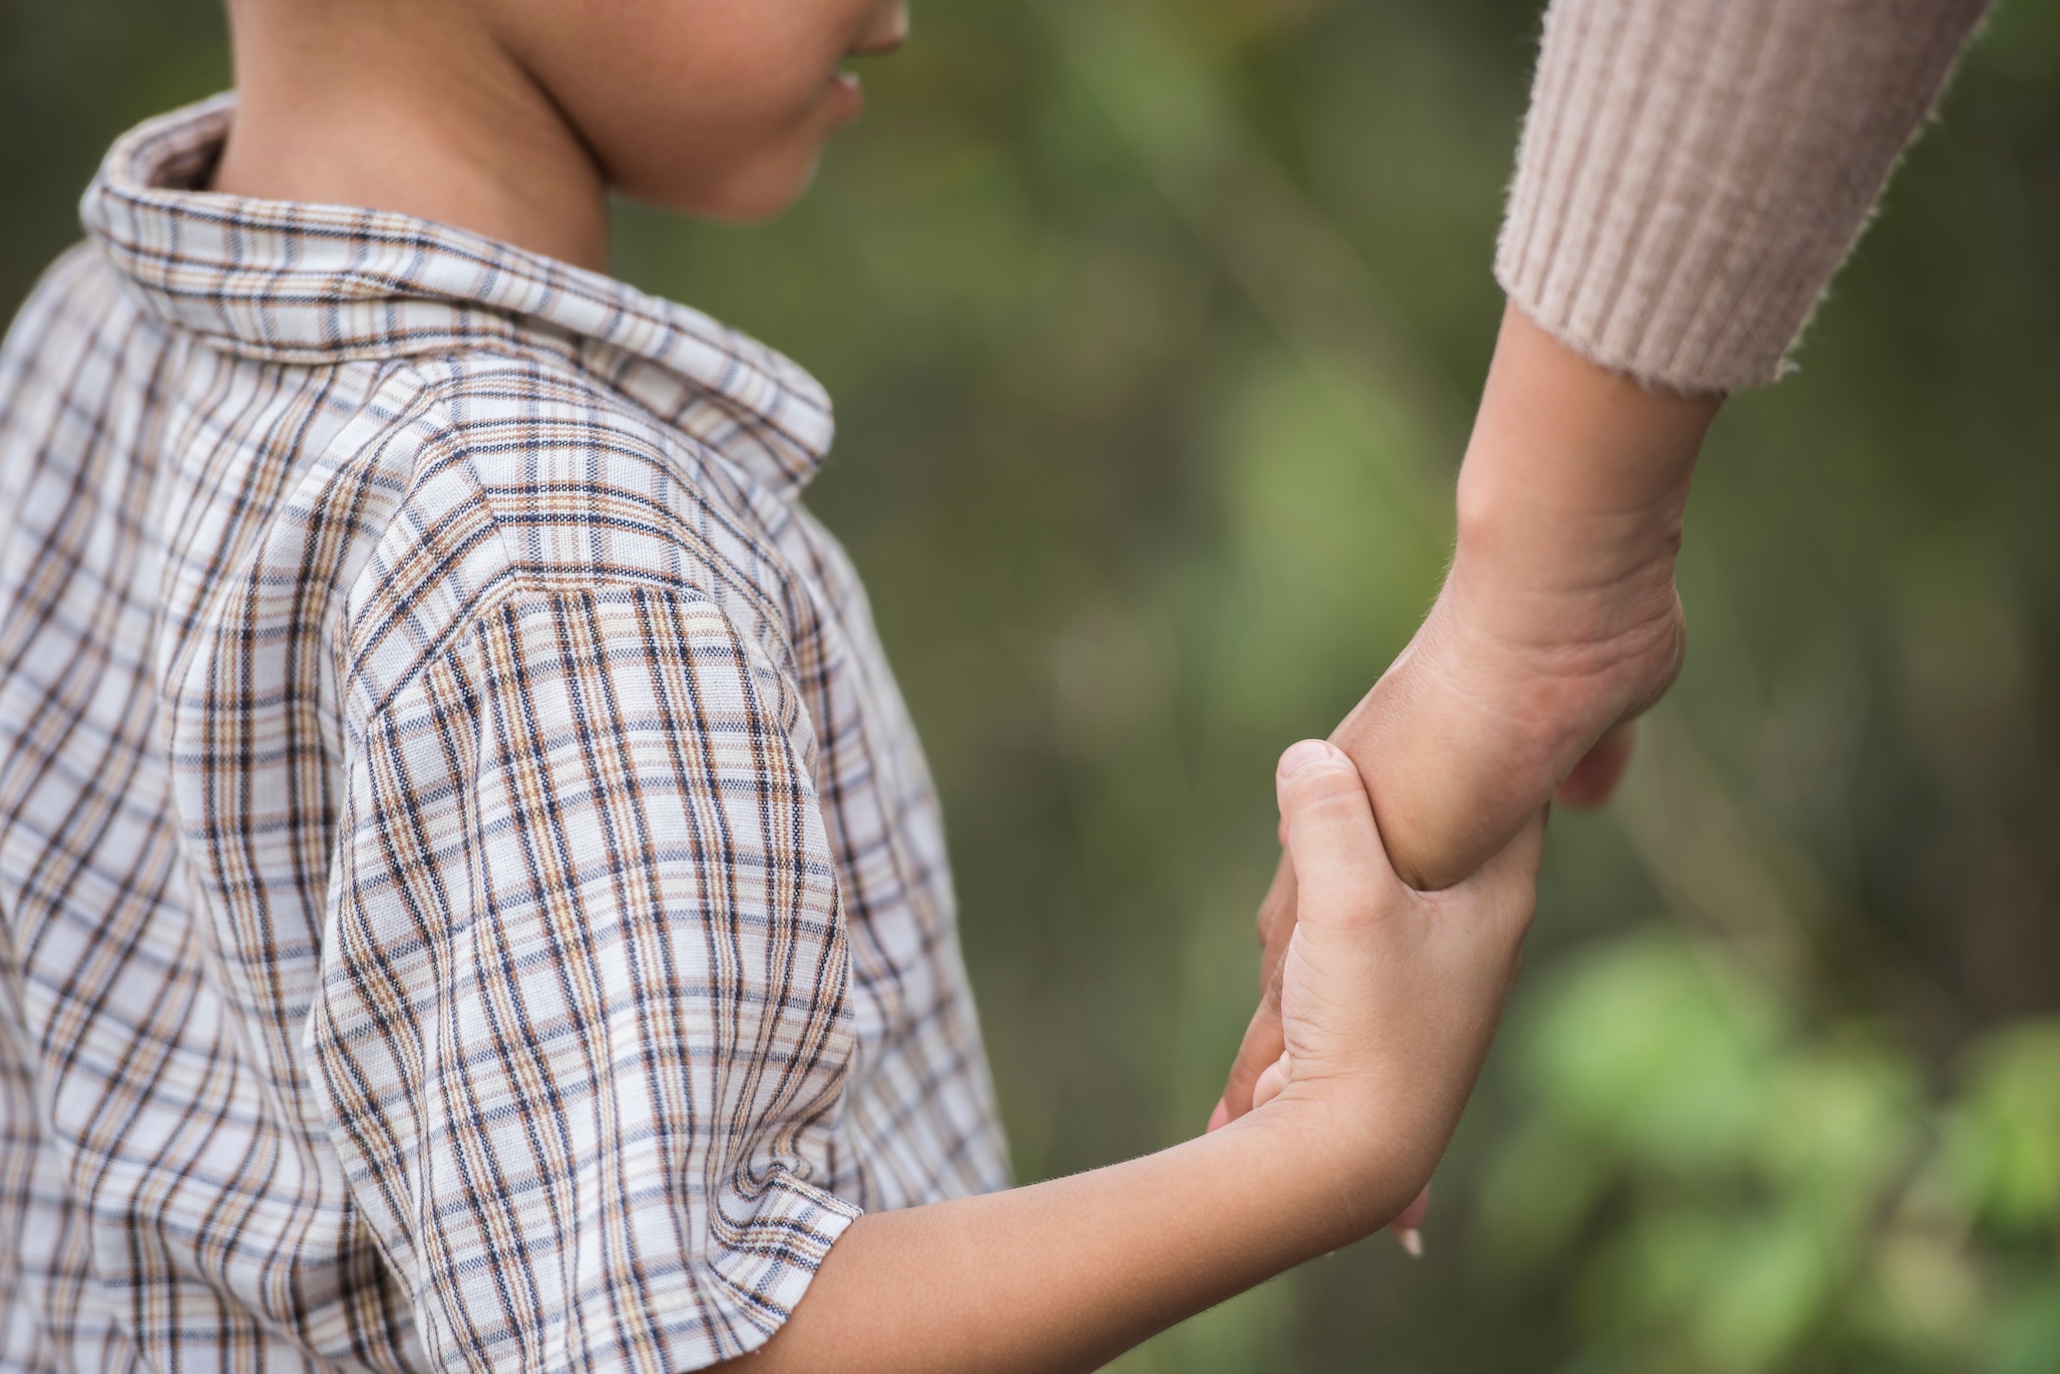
left=1497, top=0, right=1992, bottom=394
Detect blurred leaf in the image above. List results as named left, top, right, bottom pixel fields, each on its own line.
left=1521, top=929, right=1785, bottom=1170
left=1945, top=1020, right=2060, bottom=1233
left=1477, top=1117, right=1608, bottom=1272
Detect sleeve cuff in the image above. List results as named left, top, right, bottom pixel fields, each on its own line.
left=697, top=1170, right=864, bottom=1363
left=1496, top=0, right=1990, bottom=395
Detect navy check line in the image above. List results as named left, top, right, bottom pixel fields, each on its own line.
left=0, top=98, right=1008, bottom=1373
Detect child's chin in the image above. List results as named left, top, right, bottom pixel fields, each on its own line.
left=638, top=150, right=827, bottom=226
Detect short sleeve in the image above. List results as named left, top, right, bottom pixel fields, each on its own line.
left=312, top=583, right=859, bottom=1371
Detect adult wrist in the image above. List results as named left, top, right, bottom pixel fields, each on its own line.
left=1447, top=303, right=1717, bottom=669
left=1455, top=304, right=1717, bottom=581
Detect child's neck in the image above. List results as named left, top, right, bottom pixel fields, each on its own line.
left=213, top=2, right=612, bottom=272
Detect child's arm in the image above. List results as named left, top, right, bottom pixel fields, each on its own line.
left=729, top=743, right=1544, bottom=1373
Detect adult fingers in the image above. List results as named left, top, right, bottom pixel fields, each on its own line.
left=1276, top=739, right=1398, bottom=927
left=1555, top=721, right=1637, bottom=809
left=1449, top=806, right=1548, bottom=942
left=1388, top=1185, right=1430, bottom=1256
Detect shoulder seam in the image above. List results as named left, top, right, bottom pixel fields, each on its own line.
left=345, top=369, right=778, bottom=722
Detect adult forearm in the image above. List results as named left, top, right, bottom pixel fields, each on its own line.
left=1343, top=0, right=1989, bottom=884
left=737, top=1102, right=1412, bottom=1373
left=1446, top=302, right=1715, bottom=667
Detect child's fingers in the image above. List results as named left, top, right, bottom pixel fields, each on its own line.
left=1218, top=849, right=1298, bottom=1125
left=1460, top=805, right=1547, bottom=894
left=1218, top=995, right=1286, bottom=1122
left=1275, top=740, right=1398, bottom=925
left=1253, top=852, right=1296, bottom=1022
left=1250, top=1050, right=1291, bottom=1110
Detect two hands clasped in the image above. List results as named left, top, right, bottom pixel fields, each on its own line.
left=1205, top=738, right=1546, bottom=1254
left=735, top=738, right=1546, bottom=1374
left=739, top=304, right=1710, bottom=1373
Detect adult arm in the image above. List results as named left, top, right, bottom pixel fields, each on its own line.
left=1220, top=0, right=1992, bottom=1126
left=1356, top=0, right=1994, bottom=895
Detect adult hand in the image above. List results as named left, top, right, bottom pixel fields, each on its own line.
left=1337, top=304, right=1719, bottom=894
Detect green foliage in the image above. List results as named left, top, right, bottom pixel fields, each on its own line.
left=9, top=0, right=2060, bottom=1368
left=1487, top=930, right=2060, bottom=1372
left=1945, top=1023, right=2060, bottom=1235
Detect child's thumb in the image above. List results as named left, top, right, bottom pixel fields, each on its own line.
left=1276, top=740, right=1397, bottom=920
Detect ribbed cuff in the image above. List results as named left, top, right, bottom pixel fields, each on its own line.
left=1496, top=0, right=1990, bottom=395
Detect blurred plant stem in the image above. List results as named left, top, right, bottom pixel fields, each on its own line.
left=1046, top=0, right=1460, bottom=545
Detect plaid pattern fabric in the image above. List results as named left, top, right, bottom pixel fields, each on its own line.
left=0, top=96, right=1008, bottom=1373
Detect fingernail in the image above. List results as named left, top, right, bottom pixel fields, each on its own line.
left=1395, top=1228, right=1424, bottom=1259
left=1205, top=1098, right=1229, bottom=1134
left=1277, top=739, right=1331, bottom=778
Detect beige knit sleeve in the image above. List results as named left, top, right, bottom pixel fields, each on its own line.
left=1497, top=0, right=1990, bottom=394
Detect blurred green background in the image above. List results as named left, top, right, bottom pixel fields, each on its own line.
left=9, top=0, right=2060, bottom=1368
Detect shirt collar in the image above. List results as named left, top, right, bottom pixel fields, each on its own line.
left=80, top=94, right=834, bottom=500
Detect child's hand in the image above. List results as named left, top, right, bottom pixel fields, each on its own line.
left=740, top=738, right=1538, bottom=1373
left=1223, top=740, right=1543, bottom=1207
left=1249, top=1028, right=1432, bottom=1255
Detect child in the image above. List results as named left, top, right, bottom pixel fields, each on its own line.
left=0, top=0, right=1543, bottom=1368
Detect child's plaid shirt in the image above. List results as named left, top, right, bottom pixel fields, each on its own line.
left=0, top=97, right=1008, bottom=1373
